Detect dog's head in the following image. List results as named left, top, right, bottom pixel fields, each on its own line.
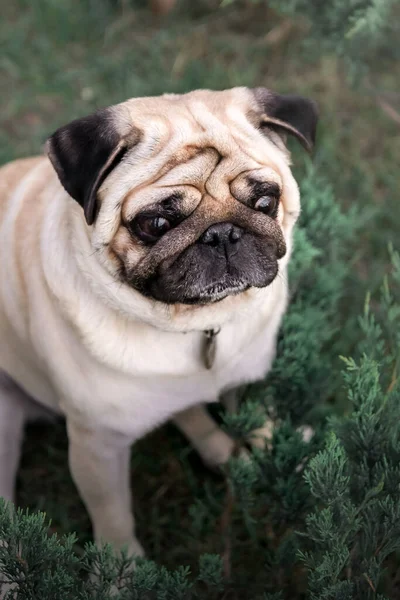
left=47, top=88, right=317, bottom=313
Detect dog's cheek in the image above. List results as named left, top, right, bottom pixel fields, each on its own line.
left=108, top=227, right=146, bottom=279
left=277, top=202, right=285, bottom=228
left=240, top=236, right=280, bottom=285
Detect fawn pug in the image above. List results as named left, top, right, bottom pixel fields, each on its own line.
left=0, top=87, right=317, bottom=555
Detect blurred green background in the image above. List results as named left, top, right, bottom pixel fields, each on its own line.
left=1, top=0, right=400, bottom=595
left=2, top=0, right=399, bottom=266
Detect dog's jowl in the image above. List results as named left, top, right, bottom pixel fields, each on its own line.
left=0, top=87, right=317, bottom=555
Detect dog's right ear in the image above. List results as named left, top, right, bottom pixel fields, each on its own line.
left=46, top=107, right=140, bottom=226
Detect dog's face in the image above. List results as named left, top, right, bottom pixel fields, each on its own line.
left=47, top=88, right=317, bottom=310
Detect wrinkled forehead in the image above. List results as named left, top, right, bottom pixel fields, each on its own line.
left=121, top=87, right=257, bottom=137
left=114, top=88, right=284, bottom=198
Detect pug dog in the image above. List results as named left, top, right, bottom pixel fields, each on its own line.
left=0, top=87, right=317, bottom=556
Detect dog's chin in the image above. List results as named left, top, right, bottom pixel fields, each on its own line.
left=181, top=279, right=251, bottom=305
left=140, top=266, right=279, bottom=306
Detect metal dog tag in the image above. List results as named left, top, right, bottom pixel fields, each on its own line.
left=203, top=328, right=220, bottom=370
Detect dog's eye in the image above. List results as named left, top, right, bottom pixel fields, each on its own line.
left=254, top=195, right=278, bottom=216
left=134, top=215, right=171, bottom=243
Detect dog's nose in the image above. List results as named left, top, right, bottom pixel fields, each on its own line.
left=200, top=222, right=243, bottom=253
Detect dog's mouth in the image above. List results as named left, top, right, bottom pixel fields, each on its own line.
left=142, top=268, right=277, bottom=306
left=128, top=233, right=281, bottom=306
left=182, top=277, right=251, bottom=305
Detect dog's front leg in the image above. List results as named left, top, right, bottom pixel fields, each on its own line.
left=67, top=420, right=144, bottom=557
left=221, top=388, right=240, bottom=414
left=173, top=405, right=235, bottom=468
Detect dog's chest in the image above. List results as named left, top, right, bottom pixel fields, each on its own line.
left=28, top=299, right=284, bottom=439
left=1, top=292, right=279, bottom=439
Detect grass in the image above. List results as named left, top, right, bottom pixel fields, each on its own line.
left=1, top=0, right=400, bottom=596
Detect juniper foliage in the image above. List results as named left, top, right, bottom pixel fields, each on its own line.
left=0, top=505, right=225, bottom=599
left=299, top=249, right=400, bottom=599
left=224, top=0, right=399, bottom=82
left=271, top=0, right=398, bottom=80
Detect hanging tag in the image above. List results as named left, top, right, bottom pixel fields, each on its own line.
left=203, top=328, right=220, bottom=370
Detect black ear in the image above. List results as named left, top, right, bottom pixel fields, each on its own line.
left=253, top=88, right=319, bottom=152
left=46, top=107, right=139, bottom=225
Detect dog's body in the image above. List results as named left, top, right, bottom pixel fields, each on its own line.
left=0, top=156, right=285, bottom=429
left=0, top=88, right=317, bottom=555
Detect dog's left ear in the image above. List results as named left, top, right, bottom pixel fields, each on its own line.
left=46, top=107, right=140, bottom=225
left=252, top=88, right=319, bottom=152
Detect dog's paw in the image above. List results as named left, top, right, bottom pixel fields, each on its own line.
left=246, top=420, right=315, bottom=452
left=89, top=537, right=145, bottom=592
left=95, top=535, right=145, bottom=560
left=297, top=424, right=314, bottom=443
left=197, top=433, right=255, bottom=473
left=196, top=429, right=236, bottom=469
left=127, top=537, right=145, bottom=559
left=246, top=419, right=274, bottom=451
